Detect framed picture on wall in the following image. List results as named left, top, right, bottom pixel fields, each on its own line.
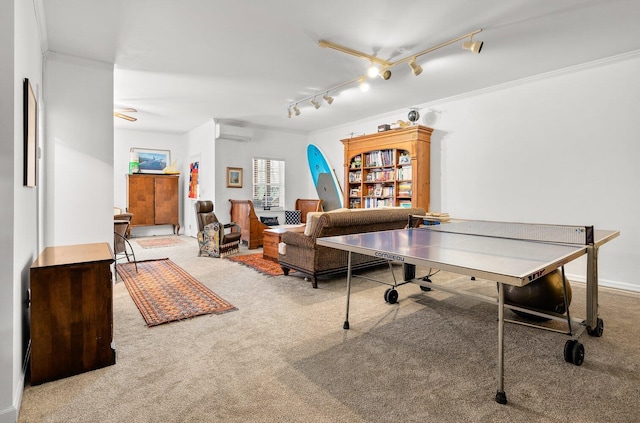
left=132, top=148, right=171, bottom=174
left=227, top=167, right=243, bottom=188
left=24, top=78, right=37, bottom=187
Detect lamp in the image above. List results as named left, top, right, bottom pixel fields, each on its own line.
left=359, top=78, right=370, bottom=92
left=323, top=92, right=334, bottom=105
left=310, top=97, right=321, bottom=109
left=462, top=35, right=483, bottom=54
left=293, top=104, right=301, bottom=116
left=367, top=63, right=380, bottom=78
left=287, top=106, right=293, bottom=118
left=408, top=58, right=423, bottom=76
left=380, top=69, right=392, bottom=80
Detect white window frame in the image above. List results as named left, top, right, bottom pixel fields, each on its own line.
left=252, top=158, right=285, bottom=210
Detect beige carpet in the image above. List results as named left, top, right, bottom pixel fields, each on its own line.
left=18, top=235, right=640, bottom=422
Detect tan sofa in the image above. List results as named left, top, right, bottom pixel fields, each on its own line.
left=279, top=207, right=426, bottom=288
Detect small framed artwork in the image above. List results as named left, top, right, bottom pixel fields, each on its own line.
left=24, top=78, right=37, bottom=187
left=227, top=167, right=243, bottom=188
left=132, top=148, right=171, bottom=174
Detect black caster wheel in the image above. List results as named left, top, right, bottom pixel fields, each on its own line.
left=587, top=318, right=604, bottom=337
left=384, top=288, right=399, bottom=304
left=564, top=340, right=585, bottom=366
left=420, top=277, right=432, bottom=291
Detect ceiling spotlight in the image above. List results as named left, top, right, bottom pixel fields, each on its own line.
left=310, top=97, right=321, bottom=109
left=367, top=63, right=380, bottom=78
left=408, top=58, right=423, bottom=76
left=323, top=92, right=334, bottom=105
left=287, top=107, right=293, bottom=118
left=293, top=104, right=301, bottom=116
left=380, top=69, right=392, bottom=80
left=359, top=78, right=370, bottom=92
left=462, top=36, right=483, bottom=54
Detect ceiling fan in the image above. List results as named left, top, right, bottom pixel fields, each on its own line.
left=113, top=108, right=137, bottom=122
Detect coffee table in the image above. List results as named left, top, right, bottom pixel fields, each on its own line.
left=262, top=225, right=305, bottom=261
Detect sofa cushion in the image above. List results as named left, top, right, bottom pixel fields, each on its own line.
left=304, top=211, right=324, bottom=236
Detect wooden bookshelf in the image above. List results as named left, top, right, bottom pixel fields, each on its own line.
left=342, top=125, right=431, bottom=210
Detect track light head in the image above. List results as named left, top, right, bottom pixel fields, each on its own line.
left=310, top=97, right=321, bottom=109
left=367, top=63, right=380, bottom=78
left=462, top=36, right=483, bottom=54
left=359, top=78, right=370, bottom=92
left=380, top=69, right=392, bottom=80
left=287, top=107, right=293, bottom=118
left=323, top=93, right=334, bottom=105
left=293, top=104, right=301, bottom=116
left=408, top=58, right=423, bottom=76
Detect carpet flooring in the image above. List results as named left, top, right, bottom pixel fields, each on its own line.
left=116, top=258, right=236, bottom=326
left=227, top=252, right=291, bottom=276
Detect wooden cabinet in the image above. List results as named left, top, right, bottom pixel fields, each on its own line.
left=342, top=125, right=431, bottom=210
left=30, top=243, right=116, bottom=385
left=127, top=174, right=180, bottom=234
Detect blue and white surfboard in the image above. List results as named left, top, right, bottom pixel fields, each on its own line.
left=307, top=144, right=344, bottom=210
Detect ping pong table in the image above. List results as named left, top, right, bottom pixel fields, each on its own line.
left=316, top=218, right=619, bottom=404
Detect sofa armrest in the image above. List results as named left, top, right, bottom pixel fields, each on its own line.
left=281, top=231, right=315, bottom=249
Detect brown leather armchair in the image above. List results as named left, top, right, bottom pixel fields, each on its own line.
left=195, top=200, right=242, bottom=257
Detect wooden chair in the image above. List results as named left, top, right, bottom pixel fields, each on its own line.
left=295, top=198, right=323, bottom=223
left=229, top=199, right=267, bottom=249
left=114, top=213, right=137, bottom=272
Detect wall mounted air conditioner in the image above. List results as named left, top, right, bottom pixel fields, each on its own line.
left=215, top=123, right=253, bottom=142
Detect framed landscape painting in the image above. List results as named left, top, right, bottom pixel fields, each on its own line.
left=227, top=167, right=242, bottom=188
left=132, top=148, right=171, bottom=174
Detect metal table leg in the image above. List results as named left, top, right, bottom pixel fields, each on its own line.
left=496, top=282, right=507, bottom=404
left=343, top=251, right=353, bottom=330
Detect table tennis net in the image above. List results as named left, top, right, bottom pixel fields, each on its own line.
left=417, top=218, right=594, bottom=245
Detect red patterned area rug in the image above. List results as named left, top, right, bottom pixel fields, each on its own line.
left=135, top=237, right=185, bottom=249
left=227, top=253, right=291, bottom=276
left=117, top=259, right=236, bottom=327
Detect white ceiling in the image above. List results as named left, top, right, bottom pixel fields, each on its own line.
left=40, top=0, right=640, bottom=134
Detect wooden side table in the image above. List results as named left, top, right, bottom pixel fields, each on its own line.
left=263, top=225, right=305, bottom=262
left=30, top=243, right=116, bottom=384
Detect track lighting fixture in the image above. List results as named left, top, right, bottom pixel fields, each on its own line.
left=289, top=29, right=483, bottom=118
left=462, top=35, right=483, bottom=54
left=287, top=106, right=293, bottom=118
left=408, top=58, right=423, bottom=76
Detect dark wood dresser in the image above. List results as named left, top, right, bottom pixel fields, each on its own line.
left=29, top=243, right=116, bottom=385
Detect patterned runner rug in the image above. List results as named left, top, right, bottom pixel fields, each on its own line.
left=117, top=259, right=236, bottom=327
left=135, top=237, right=185, bottom=249
left=227, top=253, right=291, bottom=276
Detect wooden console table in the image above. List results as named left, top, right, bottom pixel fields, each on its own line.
left=263, top=226, right=305, bottom=261
left=29, top=243, right=116, bottom=384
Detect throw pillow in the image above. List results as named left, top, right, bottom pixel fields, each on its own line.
left=260, top=216, right=279, bottom=226
left=285, top=210, right=301, bottom=225
left=304, top=212, right=324, bottom=236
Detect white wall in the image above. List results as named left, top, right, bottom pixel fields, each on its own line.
left=311, top=53, right=640, bottom=292
left=183, top=119, right=216, bottom=237
left=1, top=1, right=42, bottom=421
left=212, top=126, right=313, bottom=225
left=44, top=53, right=114, bottom=247
left=114, top=128, right=187, bottom=237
